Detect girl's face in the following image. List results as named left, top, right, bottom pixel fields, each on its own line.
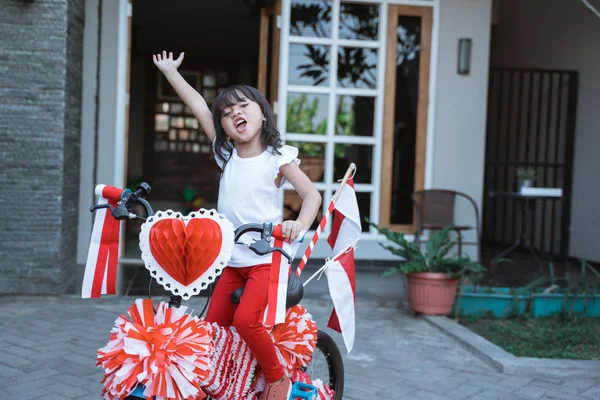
left=220, top=96, right=265, bottom=145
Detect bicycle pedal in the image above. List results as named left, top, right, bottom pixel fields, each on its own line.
left=128, top=384, right=146, bottom=398
left=289, top=382, right=318, bottom=400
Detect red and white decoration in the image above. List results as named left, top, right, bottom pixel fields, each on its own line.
left=290, top=370, right=335, bottom=400
left=97, top=299, right=214, bottom=400
left=326, top=178, right=362, bottom=352
left=326, top=177, right=361, bottom=254
left=202, top=324, right=262, bottom=400
left=139, top=209, right=235, bottom=299
left=98, top=301, right=332, bottom=400
left=263, top=236, right=304, bottom=326
left=82, top=184, right=124, bottom=298
left=202, top=305, right=319, bottom=400
left=324, top=245, right=357, bottom=353
left=270, top=305, right=317, bottom=374
left=325, top=177, right=360, bottom=353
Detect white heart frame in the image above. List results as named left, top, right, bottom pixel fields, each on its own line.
left=139, top=209, right=234, bottom=299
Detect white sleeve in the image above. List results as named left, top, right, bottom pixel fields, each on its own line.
left=274, top=145, right=301, bottom=183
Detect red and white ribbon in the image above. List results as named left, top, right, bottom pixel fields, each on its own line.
left=263, top=236, right=290, bottom=326
left=82, top=184, right=123, bottom=298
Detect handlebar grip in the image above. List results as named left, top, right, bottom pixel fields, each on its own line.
left=271, top=224, right=286, bottom=240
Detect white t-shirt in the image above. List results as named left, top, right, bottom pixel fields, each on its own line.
left=215, top=144, right=301, bottom=267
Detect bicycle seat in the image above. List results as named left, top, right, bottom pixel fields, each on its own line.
left=231, top=272, right=303, bottom=308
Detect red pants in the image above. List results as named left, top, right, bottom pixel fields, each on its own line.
left=205, top=264, right=284, bottom=383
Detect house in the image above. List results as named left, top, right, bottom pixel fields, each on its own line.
left=1, top=0, right=598, bottom=295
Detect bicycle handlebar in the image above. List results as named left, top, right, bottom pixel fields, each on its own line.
left=90, top=182, right=292, bottom=262
left=234, top=223, right=292, bottom=264
left=90, top=183, right=153, bottom=221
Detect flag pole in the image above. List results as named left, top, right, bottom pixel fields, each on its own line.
left=331, top=163, right=356, bottom=203
left=295, top=163, right=356, bottom=276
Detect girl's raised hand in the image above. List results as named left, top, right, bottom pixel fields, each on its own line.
left=153, top=51, right=184, bottom=74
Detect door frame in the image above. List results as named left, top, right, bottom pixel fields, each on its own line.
left=379, top=4, right=432, bottom=233
left=258, top=0, right=282, bottom=115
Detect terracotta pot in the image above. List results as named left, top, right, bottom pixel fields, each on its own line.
left=407, top=272, right=459, bottom=315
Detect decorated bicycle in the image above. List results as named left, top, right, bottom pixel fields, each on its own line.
left=82, top=165, right=360, bottom=400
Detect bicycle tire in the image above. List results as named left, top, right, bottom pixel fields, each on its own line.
left=313, top=329, right=344, bottom=400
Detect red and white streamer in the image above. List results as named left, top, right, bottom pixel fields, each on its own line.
left=201, top=324, right=262, bottom=400
left=82, top=184, right=123, bottom=298
left=263, top=236, right=289, bottom=326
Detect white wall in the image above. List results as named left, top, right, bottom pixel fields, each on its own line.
left=491, top=0, right=600, bottom=262
left=430, top=0, right=493, bottom=257
left=77, top=0, right=130, bottom=272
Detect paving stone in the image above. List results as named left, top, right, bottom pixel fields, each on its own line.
left=0, top=292, right=597, bottom=399
left=582, top=387, right=600, bottom=400
left=514, top=384, right=551, bottom=399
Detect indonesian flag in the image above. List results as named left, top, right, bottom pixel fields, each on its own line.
left=325, top=245, right=357, bottom=353
left=82, top=184, right=123, bottom=298
left=326, top=177, right=361, bottom=351
left=327, top=178, right=361, bottom=254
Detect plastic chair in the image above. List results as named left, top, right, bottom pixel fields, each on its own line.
left=411, top=189, right=481, bottom=263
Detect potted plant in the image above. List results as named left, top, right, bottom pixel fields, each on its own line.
left=370, top=223, right=485, bottom=315
left=516, top=166, right=536, bottom=190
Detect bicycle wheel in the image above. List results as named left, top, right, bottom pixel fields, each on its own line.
left=306, top=330, right=344, bottom=400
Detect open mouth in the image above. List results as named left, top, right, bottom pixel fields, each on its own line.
left=235, top=118, right=247, bottom=133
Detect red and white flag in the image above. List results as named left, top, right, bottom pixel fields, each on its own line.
left=327, top=177, right=361, bottom=254
left=82, top=184, right=123, bottom=298
left=325, top=244, right=357, bottom=353
left=326, top=177, right=361, bottom=351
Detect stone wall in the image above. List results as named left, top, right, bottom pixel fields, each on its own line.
left=0, top=0, right=85, bottom=293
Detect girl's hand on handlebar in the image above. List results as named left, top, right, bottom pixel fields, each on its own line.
left=280, top=220, right=303, bottom=242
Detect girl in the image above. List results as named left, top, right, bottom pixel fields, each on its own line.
left=153, top=51, right=321, bottom=400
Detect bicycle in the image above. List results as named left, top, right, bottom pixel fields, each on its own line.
left=90, top=183, right=344, bottom=400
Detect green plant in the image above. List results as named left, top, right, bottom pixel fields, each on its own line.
left=368, top=220, right=486, bottom=279
left=505, top=260, right=600, bottom=318
left=286, top=94, right=355, bottom=158
left=516, top=166, right=537, bottom=182
left=461, top=315, right=600, bottom=360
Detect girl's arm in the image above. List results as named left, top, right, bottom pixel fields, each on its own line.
left=279, top=162, right=322, bottom=241
left=153, top=51, right=216, bottom=142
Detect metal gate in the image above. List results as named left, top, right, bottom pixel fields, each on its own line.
left=482, top=68, right=579, bottom=257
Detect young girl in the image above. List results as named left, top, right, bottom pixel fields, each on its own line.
left=153, top=51, right=321, bottom=400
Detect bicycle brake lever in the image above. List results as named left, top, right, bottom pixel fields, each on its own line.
left=248, top=240, right=292, bottom=264
left=248, top=239, right=272, bottom=256
left=270, top=247, right=292, bottom=264
left=89, top=202, right=130, bottom=220
left=90, top=203, right=115, bottom=213
left=248, top=239, right=292, bottom=264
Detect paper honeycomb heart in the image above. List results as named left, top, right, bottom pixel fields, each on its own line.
left=139, top=209, right=234, bottom=299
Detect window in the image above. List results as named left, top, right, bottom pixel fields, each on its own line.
left=380, top=6, right=432, bottom=232
left=283, top=0, right=382, bottom=232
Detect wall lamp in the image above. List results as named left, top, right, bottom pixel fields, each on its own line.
left=457, top=38, right=472, bottom=75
